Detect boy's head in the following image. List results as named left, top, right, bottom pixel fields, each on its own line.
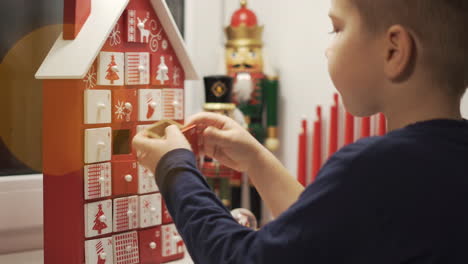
left=326, top=0, right=468, bottom=117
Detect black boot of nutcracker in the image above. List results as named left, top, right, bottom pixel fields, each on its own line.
left=222, top=0, right=280, bottom=222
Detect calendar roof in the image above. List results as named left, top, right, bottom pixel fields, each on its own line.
left=35, top=0, right=198, bottom=80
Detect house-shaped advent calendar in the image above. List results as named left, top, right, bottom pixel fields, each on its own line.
left=35, top=0, right=198, bottom=263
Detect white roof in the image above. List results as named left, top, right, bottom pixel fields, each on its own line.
left=36, top=0, right=198, bottom=80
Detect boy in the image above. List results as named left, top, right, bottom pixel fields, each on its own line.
left=133, top=0, right=468, bottom=262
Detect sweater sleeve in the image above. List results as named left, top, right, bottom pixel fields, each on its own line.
left=155, top=142, right=384, bottom=264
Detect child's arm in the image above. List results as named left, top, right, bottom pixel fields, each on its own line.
left=186, top=112, right=304, bottom=217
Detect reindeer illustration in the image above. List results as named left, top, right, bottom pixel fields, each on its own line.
left=137, top=17, right=150, bottom=43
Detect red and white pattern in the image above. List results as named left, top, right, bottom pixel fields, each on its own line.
left=162, top=89, right=183, bottom=120
left=113, top=196, right=139, bottom=232
left=138, top=164, right=158, bottom=194
left=162, top=199, right=173, bottom=224
left=125, top=52, right=150, bottom=85
left=127, top=9, right=151, bottom=44
left=113, top=231, right=140, bottom=264
left=85, top=237, right=113, bottom=264
left=85, top=200, right=113, bottom=238
left=138, top=89, right=162, bottom=121
left=84, top=162, right=111, bottom=200
left=97, top=52, right=124, bottom=86
left=139, top=193, right=162, bottom=228
left=162, top=224, right=184, bottom=258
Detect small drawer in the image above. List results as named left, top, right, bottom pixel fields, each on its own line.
left=138, top=89, right=162, bottom=122
left=84, top=89, right=111, bottom=124
left=112, top=231, right=140, bottom=264
left=85, top=237, right=113, bottom=264
left=161, top=224, right=185, bottom=262
left=97, top=52, right=125, bottom=86
left=84, top=127, right=112, bottom=164
left=84, top=162, right=112, bottom=200
left=139, top=193, right=162, bottom=228
left=162, top=88, right=184, bottom=120
left=138, top=163, right=158, bottom=194
left=112, top=161, right=138, bottom=196
left=161, top=198, right=173, bottom=224
left=139, top=227, right=162, bottom=264
left=125, top=52, right=150, bottom=85
left=84, top=199, right=113, bottom=238
left=113, top=195, right=139, bottom=233
left=112, top=88, right=137, bottom=123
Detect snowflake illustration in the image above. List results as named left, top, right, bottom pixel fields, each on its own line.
left=115, top=100, right=125, bottom=120
left=83, top=66, right=97, bottom=89
left=109, top=24, right=121, bottom=47
left=144, top=200, right=151, bottom=209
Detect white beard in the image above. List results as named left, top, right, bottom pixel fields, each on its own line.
left=233, top=72, right=254, bottom=104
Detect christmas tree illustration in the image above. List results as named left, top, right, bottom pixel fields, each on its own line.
left=93, top=204, right=108, bottom=234
left=156, top=56, right=169, bottom=84
left=105, top=55, right=120, bottom=84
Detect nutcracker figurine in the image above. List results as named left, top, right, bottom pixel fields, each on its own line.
left=222, top=0, right=280, bottom=220
left=201, top=76, right=239, bottom=209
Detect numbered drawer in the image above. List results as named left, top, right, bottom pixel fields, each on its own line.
left=151, top=54, right=173, bottom=86
left=125, top=52, right=150, bottom=85
left=139, top=193, right=162, bottom=228
left=162, top=88, right=184, bottom=120
left=138, top=163, right=158, bottom=194
left=84, top=89, right=111, bottom=124
left=113, top=195, right=139, bottom=233
left=85, top=127, right=112, bottom=164
left=161, top=224, right=185, bottom=262
left=161, top=198, right=173, bottom=224
left=112, top=231, right=140, bottom=264
left=113, top=89, right=137, bottom=123
left=112, top=161, right=138, bottom=196
left=85, top=237, right=114, bottom=264
left=84, top=162, right=112, bottom=200
left=85, top=199, right=113, bottom=238
left=139, top=227, right=162, bottom=264
left=97, top=52, right=125, bottom=86
left=138, top=89, right=162, bottom=121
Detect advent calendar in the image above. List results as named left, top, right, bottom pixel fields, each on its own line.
left=35, top=0, right=198, bottom=263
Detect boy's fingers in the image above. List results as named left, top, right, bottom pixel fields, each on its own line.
left=203, top=126, right=230, bottom=144
left=165, top=124, right=184, bottom=140
left=132, top=132, right=155, bottom=152
left=186, top=112, right=229, bottom=129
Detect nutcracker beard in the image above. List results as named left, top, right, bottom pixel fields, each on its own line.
left=233, top=72, right=254, bottom=104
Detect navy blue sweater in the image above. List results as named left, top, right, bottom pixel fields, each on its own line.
left=155, top=119, right=468, bottom=264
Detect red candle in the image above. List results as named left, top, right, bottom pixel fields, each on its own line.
left=378, top=113, right=387, bottom=135
left=328, top=93, right=339, bottom=158
left=361, top=116, right=371, bottom=138
left=311, top=107, right=322, bottom=183
left=297, top=119, right=307, bottom=186
left=344, top=111, right=355, bottom=145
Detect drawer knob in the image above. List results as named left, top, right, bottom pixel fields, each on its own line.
left=150, top=207, right=156, bottom=213
left=125, top=245, right=132, bottom=252
left=127, top=210, right=134, bottom=217
left=125, top=174, right=133, bottom=182
left=99, top=177, right=105, bottom=183
left=97, top=103, right=107, bottom=109
left=138, top=65, right=146, bottom=72
left=99, top=215, right=107, bottom=222
left=149, top=242, right=157, bottom=249
left=99, top=252, right=107, bottom=260
left=124, top=102, right=133, bottom=111
left=111, top=65, right=119, bottom=72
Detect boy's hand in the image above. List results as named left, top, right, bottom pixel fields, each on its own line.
left=186, top=112, right=264, bottom=173
left=132, top=125, right=191, bottom=174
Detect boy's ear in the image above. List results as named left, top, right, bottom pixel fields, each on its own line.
left=384, top=25, right=415, bottom=82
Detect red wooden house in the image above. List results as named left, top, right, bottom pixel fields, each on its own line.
left=35, top=0, right=197, bottom=263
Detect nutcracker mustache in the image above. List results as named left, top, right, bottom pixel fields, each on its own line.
left=232, top=63, right=253, bottom=69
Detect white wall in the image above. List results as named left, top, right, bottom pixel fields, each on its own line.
left=185, top=0, right=468, bottom=178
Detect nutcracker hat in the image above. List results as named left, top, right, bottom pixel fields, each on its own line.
left=225, top=0, right=264, bottom=48
left=203, top=75, right=236, bottom=111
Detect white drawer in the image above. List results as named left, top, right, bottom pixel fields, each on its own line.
left=85, top=237, right=113, bottom=264
left=84, top=162, right=112, bottom=200
left=125, top=52, right=150, bottom=85
left=138, top=89, right=162, bottom=122
left=97, top=52, right=125, bottom=86
left=84, top=89, right=111, bottom=124
left=113, top=196, right=139, bottom=233
left=162, top=88, right=184, bottom=120
left=84, top=199, right=113, bottom=238
left=139, top=193, right=162, bottom=228
left=84, top=127, right=112, bottom=164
